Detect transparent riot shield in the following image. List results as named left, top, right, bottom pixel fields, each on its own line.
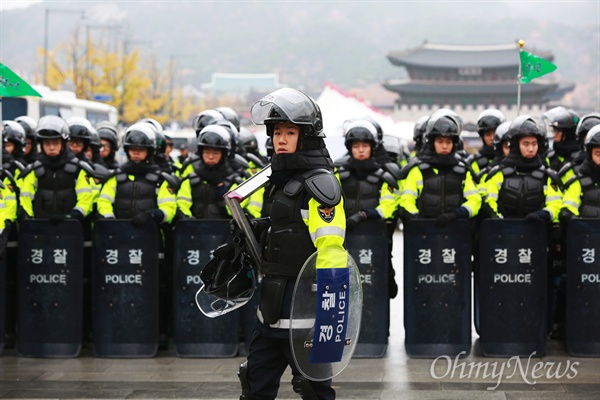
left=290, top=247, right=362, bottom=381
left=17, top=219, right=84, bottom=357
left=479, top=219, right=547, bottom=357
left=173, top=219, right=240, bottom=357
left=566, top=218, right=600, bottom=357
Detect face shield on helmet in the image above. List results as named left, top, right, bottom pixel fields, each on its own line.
left=215, top=107, right=241, bottom=132
left=123, top=123, right=157, bottom=155
left=507, top=115, right=546, bottom=151
left=477, top=109, right=506, bottom=136
left=575, top=113, right=600, bottom=144
left=196, top=242, right=257, bottom=318
left=96, top=121, right=119, bottom=149
left=413, top=115, right=429, bottom=144
left=251, top=88, right=324, bottom=137
left=343, top=120, right=377, bottom=152
left=192, top=109, right=225, bottom=136
left=197, top=125, right=232, bottom=157
left=3, top=121, right=27, bottom=149
left=35, top=115, right=70, bottom=141
left=423, top=109, right=462, bottom=146
left=66, top=116, right=93, bottom=146
left=493, top=121, right=512, bottom=150
left=543, top=106, right=579, bottom=141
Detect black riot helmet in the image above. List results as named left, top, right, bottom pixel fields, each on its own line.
left=584, top=125, right=600, bottom=154
left=493, top=121, right=512, bottom=150
left=15, top=115, right=37, bottom=139
left=239, top=127, right=259, bottom=154
left=137, top=118, right=166, bottom=155
left=413, top=115, right=429, bottom=149
left=197, top=241, right=256, bottom=318
left=3, top=120, right=27, bottom=148
left=66, top=116, right=93, bottom=148
left=251, top=88, right=324, bottom=138
left=477, top=109, right=506, bottom=136
left=96, top=121, right=119, bottom=150
left=543, top=106, right=579, bottom=141
left=35, top=115, right=70, bottom=141
left=343, top=120, right=378, bottom=152
left=214, top=119, right=239, bottom=155
left=423, top=109, right=463, bottom=146
left=123, top=122, right=157, bottom=156
left=89, top=126, right=101, bottom=149
left=216, top=107, right=241, bottom=132
left=575, top=113, right=600, bottom=145
left=507, top=115, right=546, bottom=150
left=197, top=124, right=232, bottom=157
left=192, top=109, right=225, bottom=136
left=265, top=136, right=274, bottom=158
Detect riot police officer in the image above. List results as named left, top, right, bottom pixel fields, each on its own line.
left=543, top=106, right=580, bottom=171
left=96, top=122, right=178, bottom=348
left=561, top=124, right=600, bottom=220
left=96, top=121, right=120, bottom=169
left=66, top=116, right=94, bottom=163
left=176, top=125, right=242, bottom=220
left=336, top=120, right=398, bottom=297
left=398, top=109, right=481, bottom=226
left=411, top=115, right=429, bottom=158
left=2, top=120, right=28, bottom=181
left=14, top=115, right=38, bottom=165
left=469, top=109, right=506, bottom=177
left=19, top=115, right=93, bottom=222
left=557, top=113, right=600, bottom=184
left=238, top=88, right=345, bottom=400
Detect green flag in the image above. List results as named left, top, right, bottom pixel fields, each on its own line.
left=519, top=51, right=557, bottom=84
left=0, top=63, right=42, bottom=97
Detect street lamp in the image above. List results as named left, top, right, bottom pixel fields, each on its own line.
left=168, top=54, right=200, bottom=123
left=43, top=8, right=86, bottom=87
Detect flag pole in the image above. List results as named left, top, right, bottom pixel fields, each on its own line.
left=517, top=39, right=524, bottom=116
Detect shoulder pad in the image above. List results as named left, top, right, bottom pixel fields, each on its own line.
left=233, top=153, right=250, bottom=169
left=399, top=157, right=419, bottom=180
left=418, top=162, right=431, bottom=171
left=501, top=166, right=515, bottom=176
left=64, top=157, right=80, bottom=174
left=542, top=166, right=562, bottom=189
left=187, top=172, right=201, bottom=186
left=181, top=154, right=200, bottom=171
left=337, top=167, right=351, bottom=180
left=115, top=171, right=128, bottom=183
left=381, top=170, right=399, bottom=190
left=303, top=169, right=342, bottom=207
left=245, top=153, right=265, bottom=169
left=557, top=162, right=573, bottom=179
left=160, top=172, right=181, bottom=192
left=145, top=172, right=160, bottom=183
left=382, top=162, right=402, bottom=181
left=579, top=176, right=594, bottom=188
left=485, top=165, right=503, bottom=181
left=22, top=161, right=39, bottom=178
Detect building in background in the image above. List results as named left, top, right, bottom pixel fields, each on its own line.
left=382, top=41, right=575, bottom=126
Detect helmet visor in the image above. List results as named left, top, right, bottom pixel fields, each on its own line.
left=251, top=88, right=318, bottom=126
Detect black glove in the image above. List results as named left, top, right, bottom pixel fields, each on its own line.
left=346, top=211, right=367, bottom=230
left=526, top=210, right=551, bottom=222
left=48, top=213, right=65, bottom=225
left=399, top=207, right=417, bottom=224
left=435, top=212, right=458, bottom=226
left=559, top=208, right=576, bottom=225
left=148, top=209, right=165, bottom=223
left=250, top=217, right=271, bottom=236
left=131, top=211, right=152, bottom=226
left=67, top=209, right=85, bottom=222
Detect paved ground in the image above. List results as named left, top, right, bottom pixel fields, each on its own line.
left=1, top=230, right=599, bottom=399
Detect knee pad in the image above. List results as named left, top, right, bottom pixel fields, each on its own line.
left=291, top=375, right=319, bottom=400
left=238, top=361, right=250, bottom=399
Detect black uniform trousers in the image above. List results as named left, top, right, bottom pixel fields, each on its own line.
left=246, top=322, right=335, bottom=400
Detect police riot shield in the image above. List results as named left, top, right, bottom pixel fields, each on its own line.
left=566, top=218, right=600, bottom=357
left=92, top=219, right=160, bottom=358
left=404, top=219, right=472, bottom=358
left=344, top=220, right=389, bottom=357
left=17, top=220, right=84, bottom=357
left=290, top=247, right=363, bottom=381
left=173, top=219, right=239, bottom=357
left=479, top=219, right=547, bottom=357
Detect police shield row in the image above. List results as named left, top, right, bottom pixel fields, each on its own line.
left=398, top=107, right=599, bottom=359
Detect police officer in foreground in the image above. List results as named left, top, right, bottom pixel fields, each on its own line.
left=238, top=88, right=345, bottom=400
